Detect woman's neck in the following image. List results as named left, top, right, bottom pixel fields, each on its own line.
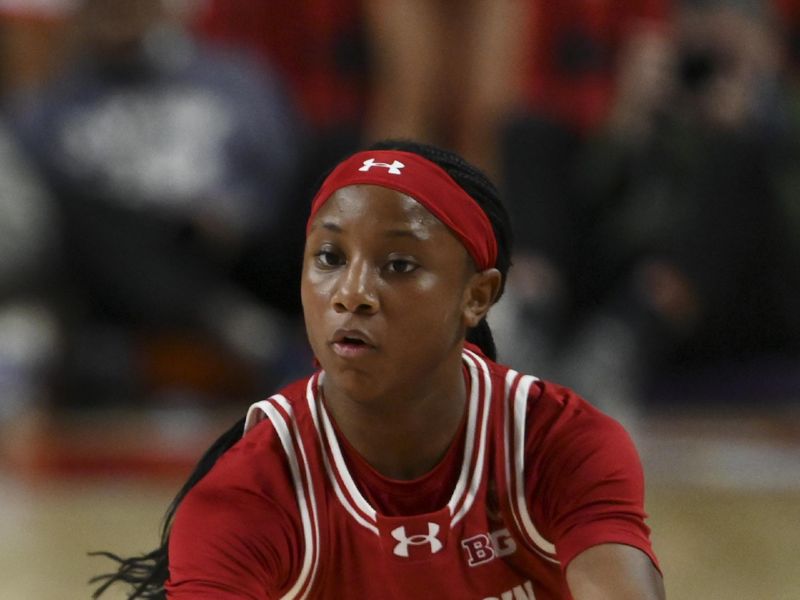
left=321, top=363, right=467, bottom=480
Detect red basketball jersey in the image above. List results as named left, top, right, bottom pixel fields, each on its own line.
left=167, top=346, right=658, bottom=599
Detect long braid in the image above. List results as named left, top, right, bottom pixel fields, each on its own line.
left=91, top=418, right=246, bottom=599
left=92, top=140, right=513, bottom=598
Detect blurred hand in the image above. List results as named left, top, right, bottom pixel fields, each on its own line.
left=635, top=259, right=699, bottom=333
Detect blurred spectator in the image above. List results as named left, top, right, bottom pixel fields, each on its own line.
left=0, top=118, right=59, bottom=426
left=494, top=0, right=673, bottom=419
left=192, top=0, right=369, bottom=201
left=9, top=0, right=308, bottom=410
left=0, top=0, right=75, bottom=95
left=770, top=0, right=800, bottom=348
left=496, top=0, right=800, bottom=423
left=193, top=0, right=530, bottom=186
left=361, top=0, right=529, bottom=176
left=192, top=1, right=523, bottom=181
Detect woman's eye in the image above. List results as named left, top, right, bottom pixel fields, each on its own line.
left=386, top=259, right=417, bottom=274
left=315, top=250, right=343, bottom=267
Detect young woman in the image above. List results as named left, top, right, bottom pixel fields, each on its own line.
left=93, top=140, right=665, bottom=599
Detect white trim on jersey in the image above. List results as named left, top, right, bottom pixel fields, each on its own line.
left=244, top=395, right=321, bottom=599
left=309, top=350, right=492, bottom=535
left=446, top=350, right=482, bottom=519
left=503, top=370, right=559, bottom=564
left=243, top=354, right=562, bottom=590
left=306, top=376, right=380, bottom=535
left=244, top=400, right=271, bottom=434
left=450, top=349, right=493, bottom=525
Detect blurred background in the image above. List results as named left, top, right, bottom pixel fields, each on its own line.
left=0, top=0, right=798, bottom=598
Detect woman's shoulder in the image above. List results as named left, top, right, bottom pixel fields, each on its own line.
left=519, top=378, right=643, bottom=493
left=528, top=378, right=632, bottom=441
left=189, top=375, right=317, bottom=499
left=479, top=353, right=626, bottom=442
left=181, top=422, right=292, bottom=510
left=482, top=354, right=614, bottom=422
left=169, top=415, right=306, bottom=595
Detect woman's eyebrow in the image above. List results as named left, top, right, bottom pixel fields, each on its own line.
left=311, top=221, right=342, bottom=233
left=385, top=228, right=426, bottom=240
left=311, top=219, right=428, bottom=241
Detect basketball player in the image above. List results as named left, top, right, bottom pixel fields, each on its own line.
left=93, top=141, right=665, bottom=599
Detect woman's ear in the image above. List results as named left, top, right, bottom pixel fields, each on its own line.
left=462, top=268, right=502, bottom=328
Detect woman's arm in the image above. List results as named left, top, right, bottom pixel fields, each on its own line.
left=566, top=543, right=666, bottom=600
left=524, top=383, right=664, bottom=598
left=166, top=485, right=290, bottom=599
left=165, top=424, right=303, bottom=600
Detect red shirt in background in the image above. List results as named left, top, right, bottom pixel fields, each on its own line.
left=192, top=0, right=367, bottom=130
left=523, top=0, right=671, bottom=134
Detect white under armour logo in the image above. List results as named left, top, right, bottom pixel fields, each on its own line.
left=359, top=158, right=405, bottom=175
left=391, top=523, right=443, bottom=557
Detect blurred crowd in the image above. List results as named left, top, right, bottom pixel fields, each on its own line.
left=0, top=0, right=798, bottom=433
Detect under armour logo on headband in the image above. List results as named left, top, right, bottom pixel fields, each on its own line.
left=359, top=158, right=405, bottom=175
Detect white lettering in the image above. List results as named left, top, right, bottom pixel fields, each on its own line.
left=463, top=528, right=517, bottom=567
left=483, top=580, right=536, bottom=600
left=490, top=528, right=517, bottom=557
left=462, top=534, right=495, bottom=566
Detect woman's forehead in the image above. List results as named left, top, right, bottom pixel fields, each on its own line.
left=309, top=184, right=443, bottom=230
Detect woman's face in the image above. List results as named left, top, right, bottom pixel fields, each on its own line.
left=302, top=184, right=484, bottom=402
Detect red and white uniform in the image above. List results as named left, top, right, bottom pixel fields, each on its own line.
left=167, top=346, right=659, bottom=599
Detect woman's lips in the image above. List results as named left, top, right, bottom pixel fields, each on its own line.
left=330, top=329, right=375, bottom=358
left=331, top=339, right=374, bottom=358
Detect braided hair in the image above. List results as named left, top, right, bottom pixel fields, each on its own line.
left=90, top=139, right=513, bottom=598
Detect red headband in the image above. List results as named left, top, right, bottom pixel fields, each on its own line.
left=306, top=150, right=498, bottom=270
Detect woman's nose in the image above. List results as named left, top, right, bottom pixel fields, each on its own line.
left=332, top=259, right=379, bottom=314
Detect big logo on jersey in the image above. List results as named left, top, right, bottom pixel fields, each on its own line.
left=462, top=528, right=517, bottom=567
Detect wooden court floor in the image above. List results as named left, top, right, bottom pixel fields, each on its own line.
left=1, top=411, right=799, bottom=599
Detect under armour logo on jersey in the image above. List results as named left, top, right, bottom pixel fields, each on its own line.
left=359, top=158, right=405, bottom=175
left=391, top=523, right=443, bottom=557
